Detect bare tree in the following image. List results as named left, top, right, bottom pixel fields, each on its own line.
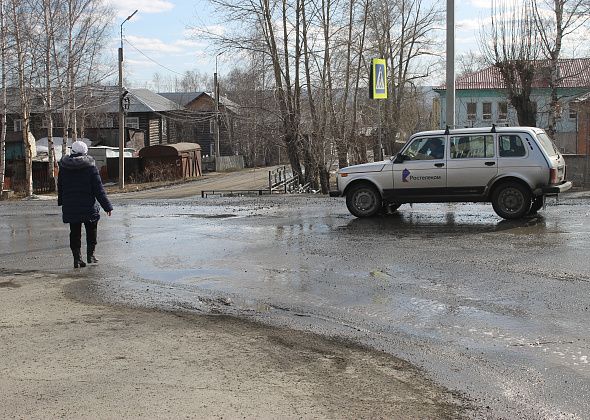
left=224, top=63, right=281, bottom=166
left=201, top=0, right=304, bottom=181
left=199, top=0, right=441, bottom=191
left=456, top=51, right=488, bottom=77
left=532, top=0, right=590, bottom=135
left=36, top=0, right=66, bottom=186
left=7, top=0, right=39, bottom=196
left=1, top=0, right=112, bottom=196
left=481, top=0, right=542, bottom=126
left=366, top=0, right=443, bottom=155
left=0, top=0, right=6, bottom=196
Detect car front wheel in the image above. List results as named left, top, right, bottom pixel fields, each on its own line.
left=491, top=182, right=531, bottom=219
left=346, top=184, right=382, bottom=217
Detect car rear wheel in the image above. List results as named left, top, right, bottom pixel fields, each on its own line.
left=491, top=182, right=531, bottom=219
left=528, top=196, right=544, bottom=214
left=346, top=184, right=382, bottom=217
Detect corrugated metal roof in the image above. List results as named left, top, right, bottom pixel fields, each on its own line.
left=128, top=88, right=182, bottom=112
left=160, top=91, right=240, bottom=114
left=437, top=58, right=590, bottom=90
left=79, top=86, right=182, bottom=113
left=159, top=92, right=204, bottom=106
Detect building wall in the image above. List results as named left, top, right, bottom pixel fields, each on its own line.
left=563, top=154, right=590, bottom=187
left=576, top=106, right=590, bottom=155
left=437, top=88, right=586, bottom=153
left=186, top=95, right=233, bottom=156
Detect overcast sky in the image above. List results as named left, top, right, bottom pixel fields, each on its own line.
left=107, top=0, right=585, bottom=90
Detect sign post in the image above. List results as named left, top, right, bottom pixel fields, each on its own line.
left=370, top=58, right=387, bottom=160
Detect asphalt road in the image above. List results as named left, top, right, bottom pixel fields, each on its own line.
left=111, top=165, right=281, bottom=199
left=2, top=188, right=589, bottom=419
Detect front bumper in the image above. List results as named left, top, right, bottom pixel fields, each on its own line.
left=540, top=181, right=573, bottom=195
left=329, top=190, right=341, bottom=197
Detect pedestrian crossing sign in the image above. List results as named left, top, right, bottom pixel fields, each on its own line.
left=370, top=58, right=387, bottom=99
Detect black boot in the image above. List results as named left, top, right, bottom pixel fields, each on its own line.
left=87, top=245, right=98, bottom=264
left=73, top=249, right=86, bottom=268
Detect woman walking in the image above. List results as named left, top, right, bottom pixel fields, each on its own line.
left=58, top=141, right=113, bottom=268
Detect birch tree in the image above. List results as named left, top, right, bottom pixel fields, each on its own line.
left=2, top=0, right=112, bottom=196
left=0, top=0, right=6, bottom=196
left=8, top=0, right=38, bottom=196
left=531, top=0, right=590, bottom=135
left=201, top=0, right=441, bottom=190
left=481, top=0, right=542, bottom=126
left=202, top=0, right=304, bottom=181
left=366, top=0, right=443, bottom=155
left=37, top=0, right=65, bottom=184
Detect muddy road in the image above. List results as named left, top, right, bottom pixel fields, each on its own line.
left=2, top=192, right=589, bottom=418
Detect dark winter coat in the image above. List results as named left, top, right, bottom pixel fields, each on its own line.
left=57, top=153, right=113, bottom=224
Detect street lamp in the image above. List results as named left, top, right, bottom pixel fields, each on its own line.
left=214, top=51, right=224, bottom=167
left=118, top=9, right=138, bottom=189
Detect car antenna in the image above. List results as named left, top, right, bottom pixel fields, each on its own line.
left=491, top=124, right=496, bottom=133
left=444, top=125, right=450, bottom=135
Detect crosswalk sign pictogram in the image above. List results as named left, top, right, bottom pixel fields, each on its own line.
left=370, top=58, right=387, bottom=99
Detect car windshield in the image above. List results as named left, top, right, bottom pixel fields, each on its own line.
left=536, top=132, right=559, bottom=157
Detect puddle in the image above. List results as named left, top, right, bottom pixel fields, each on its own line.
left=134, top=267, right=236, bottom=283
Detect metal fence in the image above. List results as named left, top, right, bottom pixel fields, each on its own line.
left=201, top=166, right=311, bottom=198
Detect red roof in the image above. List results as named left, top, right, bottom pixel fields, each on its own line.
left=438, top=58, right=590, bottom=90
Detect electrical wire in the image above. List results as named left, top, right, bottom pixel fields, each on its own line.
left=124, top=38, right=187, bottom=77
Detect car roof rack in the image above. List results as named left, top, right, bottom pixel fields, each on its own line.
left=491, top=124, right=496, bottom=133
left=444, top=125, right=450, bottom=135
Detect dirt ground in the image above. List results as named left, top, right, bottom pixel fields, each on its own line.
left=0, top=270, right=466, bottom=419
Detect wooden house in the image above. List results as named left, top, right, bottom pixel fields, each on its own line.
left=3, top=86, right=183, bottom=156
left=159, top=91, right=239, bottom=157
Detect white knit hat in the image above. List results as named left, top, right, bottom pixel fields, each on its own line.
left=71, top=141, right=88, bottom=155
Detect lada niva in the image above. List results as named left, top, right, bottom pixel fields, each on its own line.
left=330, top=126, right=572, bottom=219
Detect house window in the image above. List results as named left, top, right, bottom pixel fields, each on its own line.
left=569, top=106, right=577, bottom=120
left=14, top=119, right=23, bottom=132
left=498, top=102, right=508, bottom=120
left=125, top=117, right=139, bottom=129
left=161, top=118, right=167, bottom=135
left=209, top=118, right=215, bottom=134
left=482, top=102, right=492, bottom=120
left=41, top=118, right=49, bottom=128
left=467, top=103, right=476, bottom=120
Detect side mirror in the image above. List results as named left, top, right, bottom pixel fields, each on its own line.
left=393, top=154, right=406, bottom=163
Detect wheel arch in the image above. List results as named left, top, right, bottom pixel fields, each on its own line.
left=343, top=178, right=382, bottom=197
left=488, top=175, right=533, bottom=199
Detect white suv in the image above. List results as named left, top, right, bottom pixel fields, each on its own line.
left=330, top=126, right=572, bottom=219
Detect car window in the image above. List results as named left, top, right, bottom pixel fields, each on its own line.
left=450, top=135, right=495, bottom=159
left=499, top=135, right=526, bottom=157
left=404, top=137, right=445, bottom=160
left=536, top=132, right=559, bottom=157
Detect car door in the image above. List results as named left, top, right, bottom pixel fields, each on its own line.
left=446, top=133, right=497, bottom=197
left=390, top=136, right=447, bottom=201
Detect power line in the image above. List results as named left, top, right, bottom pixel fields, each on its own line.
left=124, top=38, right=187, bottom=77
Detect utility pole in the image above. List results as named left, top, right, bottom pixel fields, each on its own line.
left=445, top=0, right=455, bottom=128
left=214, top=71, right=219, bottom=160
left=118, top=9, right=137, bottom=189
left=214, top=52, right=224, bottom=171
